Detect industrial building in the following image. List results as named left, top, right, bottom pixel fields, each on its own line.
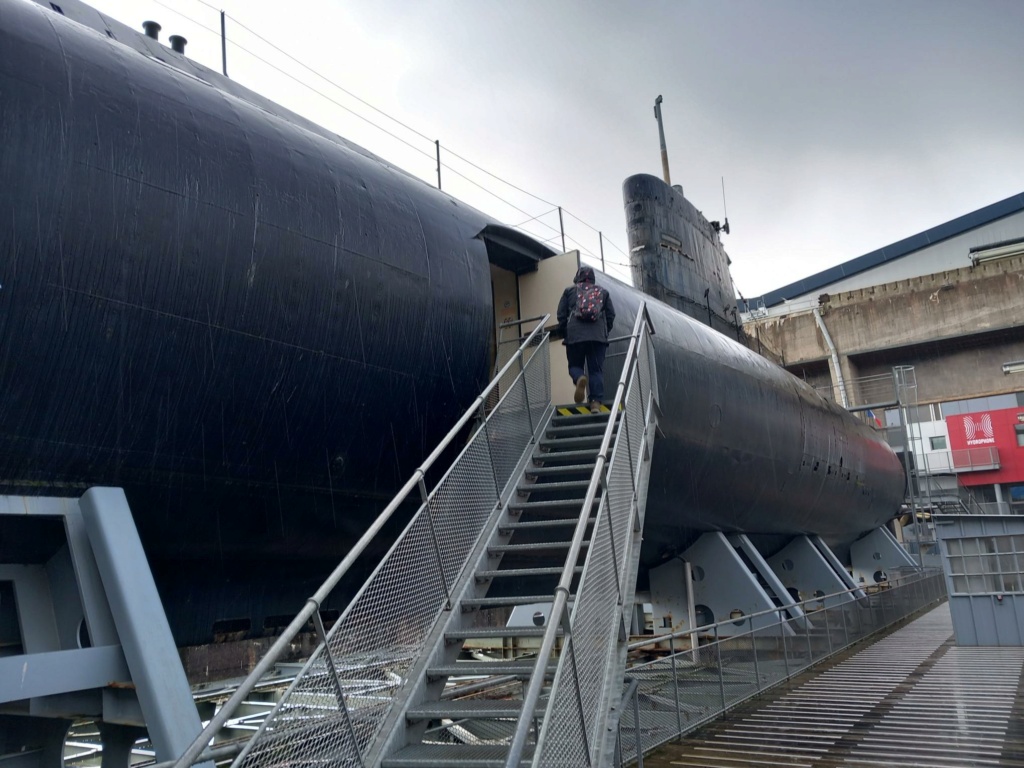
left=742, top=192, right=1024, bottom=515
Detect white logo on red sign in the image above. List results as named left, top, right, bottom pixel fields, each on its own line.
left=964, top=413, right=995, bottom=446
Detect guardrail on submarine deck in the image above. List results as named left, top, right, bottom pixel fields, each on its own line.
left=613, top=568, right=947, bottom=765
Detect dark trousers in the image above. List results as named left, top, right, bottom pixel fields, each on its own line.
left=566, top=341, right=608, bottom=401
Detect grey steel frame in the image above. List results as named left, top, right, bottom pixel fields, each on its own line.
left=506, top=304, right=658, bottom=768
left=170, top=316, right=552, bottom=768
left=614, top=568, right=947, bottom=764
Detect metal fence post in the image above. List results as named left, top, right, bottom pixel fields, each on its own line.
left=752, top=625, right=761, bottom=693
left=780, top=611, right=791, bottom=679
left=823, top=605, right=833, bottom=657
left=669, top=633, right=683, bottom=739
left=841, top=602, right=850, bottom=649
left=803, top=610, right=813, bottom=666
left=419, top=477, right=452, bottom=608
left=312, top=611, right=366, bottom=768
left=519, top=351, right=535, bottom=438
left=633, top=686, right=645, bottom=768
left=715, top=625, right=727, bottom=711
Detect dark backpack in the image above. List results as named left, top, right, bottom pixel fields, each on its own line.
left=575, top=284, right=604, bottom=323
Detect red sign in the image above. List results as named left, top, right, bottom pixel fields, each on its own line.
left=962, top=413, right=995, bottom=446
left=945, top=407, right=1024, bottom=486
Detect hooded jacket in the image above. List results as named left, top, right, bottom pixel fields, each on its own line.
left=556, top=265, right=616, bottom=345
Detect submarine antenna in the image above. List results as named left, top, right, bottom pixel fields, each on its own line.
left=720, top=176, right=731, bottom=234
left=220, top=11, right=228, bottom=76
left=654, top=95, right=672, bottom=188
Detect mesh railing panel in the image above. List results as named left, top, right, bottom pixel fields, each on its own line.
left=237, top=509, right=447, bottom=768
left=617, top=571, right=947, bottom=764
left=233, top=331, right=551, bottom=768
left=525, top=335, right=550, bottom=431
left=428, top=434, right=501, bottom=587
left=485, top=374, right=534, bottom=498
left=540, top=491, right=620, bottom=765
left=535, top=321, right=655, bottom=766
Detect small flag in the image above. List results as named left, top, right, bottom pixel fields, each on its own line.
left=866, top=409, right=882, bottom=428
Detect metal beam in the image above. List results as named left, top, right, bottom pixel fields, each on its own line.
left=78, top=488, right=208, bottom=766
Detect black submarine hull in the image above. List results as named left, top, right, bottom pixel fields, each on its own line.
left=0, top=0, right=904, bottom=645
left=605, top=285, right=904, bottom=562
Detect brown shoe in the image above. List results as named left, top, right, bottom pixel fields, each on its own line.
left=574, top=375, right=588, bottom=404
left=589, top=400, right=602, bottom=414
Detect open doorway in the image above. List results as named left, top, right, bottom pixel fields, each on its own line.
left=478, top=225, right=580, bottom=404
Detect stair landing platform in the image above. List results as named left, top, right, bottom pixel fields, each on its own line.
left=645, top=603, right=1024, bottom=767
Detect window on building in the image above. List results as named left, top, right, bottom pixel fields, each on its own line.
left=906, top=404, right=937, bottom=424
left=941, top=394, right=1021, bottom=418
left=930, top=435, right=948, bottom=450
left=1017, top=424, right=1024, bottom=448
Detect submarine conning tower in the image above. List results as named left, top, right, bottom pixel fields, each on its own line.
left=624, top=173, right=742, bottom=338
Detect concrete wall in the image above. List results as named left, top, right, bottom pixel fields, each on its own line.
left=745, top=255, right=1024, bottom=407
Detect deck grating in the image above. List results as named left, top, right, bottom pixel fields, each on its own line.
left=646, top=603, right=1024, bottom=767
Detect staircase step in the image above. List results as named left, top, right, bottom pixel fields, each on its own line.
left=510, top=497, right=591, bottom=511
left=406, top=699, right=542, bottom=721
left=531, top=448, right=598, bottom=465
left=427, top=660, right=555, bottom=679
left=524, top=463, right=596, bottom=478
left=551, top=408, right=616, bottom=424
left=516, top=480, right=592, bottom=496
left=500, top=517, right=595, bottom=533
left=476, top=566, right=582, bottom=580
left=382, top=743, right=534, bottom=768
left=545, top=422, right=608, bottom=438
left=488, top=541, right=585, bottom=555
left=538, top=435, right=603, bottom=451
left=554, top=403, right=614, bottom=417
left=460, top=594, right=557, bottom=609
left=445, top=626, right=557, bottom=641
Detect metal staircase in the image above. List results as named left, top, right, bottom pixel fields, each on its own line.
left=172, top=305, right=658, bottom=768
left=374, top=405, right=616, bottom=767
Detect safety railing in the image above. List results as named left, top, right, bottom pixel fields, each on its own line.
left=613, top=568, right=947, bottom=764
left=506, top=303, right=658, bottom=768
left=950, top=447, right=1001, bottom=472
left=170, top=316, right=552, bottom=768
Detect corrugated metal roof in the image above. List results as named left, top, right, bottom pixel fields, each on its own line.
left=749, top=191, right=1024, bottom=308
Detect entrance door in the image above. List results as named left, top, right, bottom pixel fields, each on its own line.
left=518, top=250, right=580, bottom=404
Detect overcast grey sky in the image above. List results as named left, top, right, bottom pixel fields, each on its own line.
left=84, top=0, right=1024, bottom=297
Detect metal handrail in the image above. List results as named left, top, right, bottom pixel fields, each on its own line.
left=620, top=570, right=947, bottom=760
left=628, top=566, right=942, bottom=653
left=505, top=303, right=655, bottom=768
left=171, top=314, right=551, bottom=768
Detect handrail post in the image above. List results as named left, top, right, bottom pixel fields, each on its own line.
left=752, top=624, right=761, bottom=695
left=632, top=684, right=645, bottom=768
left=715, top=624, right=726, bottom=711
left=518, top=346, right=535, bottom=438
left=669, top=632, right=683, bottom=739
left=312, top=611, right=365, bottom=768
left=420, top=477, right=452, bottom=609
left=568, top=636, right=592, bottom=765
left=780, top=610, right=791, bottom=678
left=803, top=607, right=813, bottom=666
left=841, top=599, right=850, bottom=648
left=823, top=603, right=833, bottom=657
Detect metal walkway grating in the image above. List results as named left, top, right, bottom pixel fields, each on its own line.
left=650, top=603, right=1024, bottom=767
